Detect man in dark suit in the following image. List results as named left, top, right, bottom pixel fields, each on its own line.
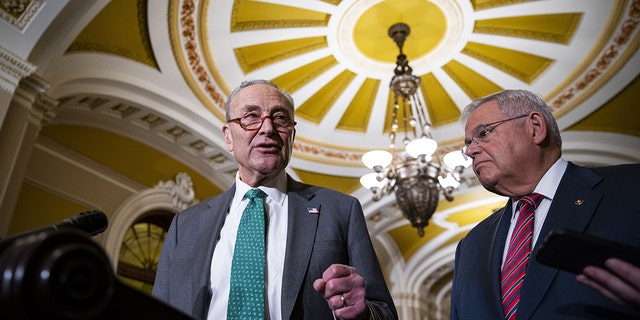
left=152, top=79, right=397, bottom=320
left=450, top=89, right=640, bottom=319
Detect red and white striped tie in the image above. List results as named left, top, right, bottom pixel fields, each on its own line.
left=501, top=193, right=543, bottom=320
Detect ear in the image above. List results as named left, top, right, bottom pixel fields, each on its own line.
left=223, top=124, right=234, bottom=152
left=529, top=112, right=548, bottom=145
left=288, top=129, right=296, bottom=154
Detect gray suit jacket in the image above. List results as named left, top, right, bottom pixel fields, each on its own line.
left=451, top=162, right=640, bottom=319
left=152, top=176, right=397, bottom=319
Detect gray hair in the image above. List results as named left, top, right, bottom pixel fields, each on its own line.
left=460, top=89, right=562, bottom=148
left=225, top=79, right=295, bottom=122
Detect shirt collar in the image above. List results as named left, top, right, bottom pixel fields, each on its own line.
left=532, top=157, right=568, bottom=201
left=234, top=171, right=287, bottom=206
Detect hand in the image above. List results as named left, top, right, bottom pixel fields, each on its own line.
left=313, top=264, right=368, bottom=319
left=577, top=258, right=640, bottom=308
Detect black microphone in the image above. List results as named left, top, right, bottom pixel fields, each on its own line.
left=0, top=210, right=108, bottom=254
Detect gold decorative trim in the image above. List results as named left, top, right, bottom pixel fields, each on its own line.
left=169, top=0, right=226, bottom=119
left=292, top=136, right=467, bottom=167
left=231, top=19, right=328, bottom=32
left=550, top=0, right=640, bottom=116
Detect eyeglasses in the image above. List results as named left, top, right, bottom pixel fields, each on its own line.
left=462, top=114, right=529, bottom=158
left=227, top=114, right=296, bottom=133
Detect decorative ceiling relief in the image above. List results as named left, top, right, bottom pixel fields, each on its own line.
left=0, top=0, right=41, bottom=31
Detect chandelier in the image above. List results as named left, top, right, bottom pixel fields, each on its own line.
left=360, top=23, right=471, bottom=237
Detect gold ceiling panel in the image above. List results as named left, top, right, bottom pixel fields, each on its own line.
left=231, top=0, right=329, bottom=31
left=380, top=84, right=454, bottom=134
left=292, top=169, right=362, bottom=195
left=336, top=78, right=381, bottom=132
left=234, top=37, right=327, bottom=73
left=11, top=184, right=90, bottom=236
left=321, top=0, right=341, bottom=5
left=389, top=223, right=446, bottom=262
left=353, top=0, right=447, bottom=62
left=470, top=0, right=531, bottom=11
left=463, top=42, right=553, bottom=83
left=441, top=231, right=469, bottom=251
left=568, top=75, right=640, bottom=136
left=272, top=56, right=338, bottom=93
left=388, top=191, right=505, bottom=261
left=447, top=205, right=499, bottom=227
left=68, top=0, right=157, bottom=69
left=40, top=125, right=222, bottom=201
left=382, top=90, right=405, bottom=134
left=475, top=13, right=583, bottom=44
left=296, top=70, right=356, bottom=123
left=443, top=60, right=503, bottom=100
left=421, top=73, right=460, bottom=127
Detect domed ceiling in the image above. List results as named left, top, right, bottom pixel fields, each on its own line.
left=172, top=0, right=638, bottom=179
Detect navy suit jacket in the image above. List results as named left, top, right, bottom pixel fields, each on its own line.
left=152, top=176, right=397, bottom=320
left=451, top=162, right=640, bottom=319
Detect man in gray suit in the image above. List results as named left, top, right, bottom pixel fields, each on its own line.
left=450, top=89, right=640, bottom=319
left=152, top=79, right=397, bottom=320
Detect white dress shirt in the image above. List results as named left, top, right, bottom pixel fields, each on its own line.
left=502, top=158, right=568, bottom=266
left=207, top=171, right=289, bottom=320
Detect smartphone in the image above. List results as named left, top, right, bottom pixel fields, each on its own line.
left=535, top=228, right=640, bottom=274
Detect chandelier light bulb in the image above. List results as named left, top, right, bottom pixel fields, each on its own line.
left=443, top=150, right=472, bottom=169
left=405, top=137, right=437, bottom=158
left=438, top=173, right=461, bottom=189
left=360, top=172, right=388, bottom=189
left=362, top=150, right=393, bottom=170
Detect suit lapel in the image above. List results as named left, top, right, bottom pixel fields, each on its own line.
left=191, top=186, right=235, bottom=318
left=490, top=201, right=514, bottom=316
left=280, top=178, right=319, bottom=319
left=518, top=163, right=603, bottom=319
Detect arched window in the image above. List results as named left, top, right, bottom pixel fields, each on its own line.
left=116, top=210, right=173, bottom=294
left=102, top=173, right=198, bottom=294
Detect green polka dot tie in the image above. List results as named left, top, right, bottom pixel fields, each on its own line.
left=227, top=188, right=267, bottom=320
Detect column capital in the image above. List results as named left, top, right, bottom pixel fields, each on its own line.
left=0, top=45, right=36, bottom=94
left=13, top=73, right=57, bottom=126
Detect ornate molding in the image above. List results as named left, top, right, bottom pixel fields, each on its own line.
left=0, top=45, right=36, bottom=94
left=154, top=172, right=199, bottom=211
left=55, top=94, right=238, bottom=187
left=0, top=0, right=42, bottom=31
left=550, top=0, right=640, bottom=114
left=12, top=73, right=56, bottom=126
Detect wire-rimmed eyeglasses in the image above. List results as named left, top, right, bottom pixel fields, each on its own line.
left=227, top=114, right=296, bottom=133
left=461, top=114, right=529, bottom=158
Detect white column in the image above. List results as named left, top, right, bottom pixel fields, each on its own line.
left=0, top=73, right=56, bottom=236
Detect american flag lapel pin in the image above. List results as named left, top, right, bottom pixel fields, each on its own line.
left=307, top=207, right=319, bottom=214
